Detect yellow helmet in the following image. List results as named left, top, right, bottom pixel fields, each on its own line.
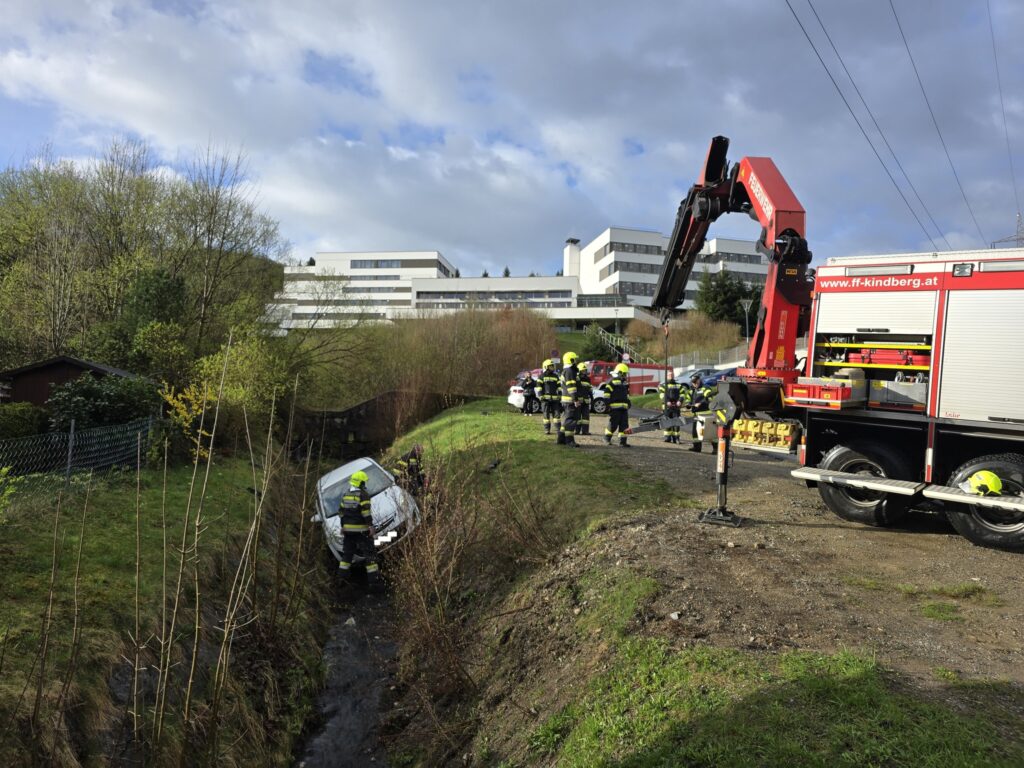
left=542, top=358, right=552, bottom=368
left=562, top=351, right=578, bottom=367
left=959, top=470, right=1002, bottom=496
left=351, top=470, right=369, bottom=487
left=614, top=363, right=629, bottom=375
left=577, top=362, right=587, bottom=371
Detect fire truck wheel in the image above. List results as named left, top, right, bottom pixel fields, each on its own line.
left=818, top=443, right=910, bottom=527
left=946, top=453, right=1024, bottom=552
left=591, top=398, right=608, bottom=414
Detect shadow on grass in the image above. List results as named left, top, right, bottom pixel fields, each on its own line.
left=543, top=643, right=1024, bottom=768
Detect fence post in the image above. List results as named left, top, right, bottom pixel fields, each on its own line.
left=64, top=418, right=76, bottom=486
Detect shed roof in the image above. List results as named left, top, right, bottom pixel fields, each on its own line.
left=0, top=355, right=137, bottom=380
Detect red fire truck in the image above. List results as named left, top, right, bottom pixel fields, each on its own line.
left=653, top=135, right=1024, bottom=551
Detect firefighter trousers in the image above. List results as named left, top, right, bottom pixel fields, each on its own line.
left=576, top=402, right=590, bottom=434
left=560, top=401, right=578, bottom=443
left=605, top=408, right=629, bottom=445
left=663, top=404, right=680, bottom=439
left=338, top=532, right=380, bottom=582
left=541, top=400, right=561, bottom=434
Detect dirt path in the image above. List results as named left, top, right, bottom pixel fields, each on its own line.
left=295, top=586, right=395, bottom=768
left=580, top=412, right=1024, bottom=686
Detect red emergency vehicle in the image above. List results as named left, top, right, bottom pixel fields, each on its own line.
left=652, top=135, right=1024, bottom=551
left=588, top=361, right=666, bottom=396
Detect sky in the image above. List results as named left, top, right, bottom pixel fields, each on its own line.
left=1, top=0, right=1022, bottom=275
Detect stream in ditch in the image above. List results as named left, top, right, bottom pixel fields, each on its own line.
left=294, top=583, right=396, bottom=768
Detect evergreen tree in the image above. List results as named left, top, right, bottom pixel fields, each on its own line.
left=502, top=266, right=511, bottom=277
left=695, top=269, right=760, bottom=326
left=482, top=269, right=489, bottom=277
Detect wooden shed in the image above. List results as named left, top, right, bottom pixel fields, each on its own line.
left=0, top=356, right=135, bottom=407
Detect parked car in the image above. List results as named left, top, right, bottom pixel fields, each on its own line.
left=703, top=367, right=738, bottom=387
left=507, top=383, right=542, bottom=413
left=681, top=367, right=719, bottom=382
left=312, top=457, right=420, bottom=561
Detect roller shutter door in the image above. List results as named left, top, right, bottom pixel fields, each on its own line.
left=939, top=290, right=1024, bottom=422
left=815, top=291, right=937, bottom=334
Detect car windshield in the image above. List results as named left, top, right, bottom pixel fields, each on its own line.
left=320, top=463, right=395, bottom=518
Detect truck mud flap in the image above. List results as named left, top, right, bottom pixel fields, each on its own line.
left=790, top=467, right=925, bottom=496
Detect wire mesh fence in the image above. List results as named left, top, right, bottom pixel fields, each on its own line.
left=0, top=417, right=154, bottom=508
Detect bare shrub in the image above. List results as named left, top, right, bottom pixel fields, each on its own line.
left=626, top=312, right=740, bottom=358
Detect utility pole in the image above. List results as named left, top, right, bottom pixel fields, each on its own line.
left=990, top=212, right=1024, bottom=248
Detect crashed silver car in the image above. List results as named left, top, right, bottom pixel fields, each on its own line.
left=313, top=457, right=421, bottom=560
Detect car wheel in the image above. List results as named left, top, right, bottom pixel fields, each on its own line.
left=592, top=398, right=608, bottom=414
left=817, top=443, right=910, bottom=527
left=530, top=398, right=542, bottom=414
left=946, top=453, right=1024, bottom=551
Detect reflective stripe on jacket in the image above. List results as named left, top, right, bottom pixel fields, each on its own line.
left=560, top=367, right=578, bottom=402
left=600, top=376, right=630, bottom=408
left=658, top=381, right=682, bottom=403
left=339, top=484, right=372, bottom=531
left=539, top=370, right=561, bottom=401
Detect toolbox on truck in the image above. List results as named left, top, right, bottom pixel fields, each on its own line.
left=784, top=373, right=867, bottom=409
left=868, top=379, right=928, bottom=410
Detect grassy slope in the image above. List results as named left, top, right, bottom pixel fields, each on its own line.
left=0, top=457, right=329, bottom=765
left=390, top=399, right=1024, bottom=767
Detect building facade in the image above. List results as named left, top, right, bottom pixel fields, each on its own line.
left=267, top=230, right=766, bottom=332
left=564, top=227, right=767, bottom=309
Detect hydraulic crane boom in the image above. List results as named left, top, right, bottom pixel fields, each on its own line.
left=652, top=136, right=814, bottom=396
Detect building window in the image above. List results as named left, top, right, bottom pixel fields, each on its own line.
left=348, top=274, right=402, bottom=281
left=351, top=259, right=403, bottom=269
left=617, top=281, right=656, bottom=297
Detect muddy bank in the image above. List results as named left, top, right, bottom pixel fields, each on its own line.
left=295, top=584, right=396, bottom=768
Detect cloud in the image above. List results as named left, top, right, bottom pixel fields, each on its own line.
left=0, top=0, right=1022, bottom=276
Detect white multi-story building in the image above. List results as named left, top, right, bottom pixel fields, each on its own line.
left=271, top=251, right=457, bottom=328
left=267, top=231, right=766, bottom=332
left=564, top=227, right=767, bottom=309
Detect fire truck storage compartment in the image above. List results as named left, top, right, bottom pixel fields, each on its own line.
left=938, top=289, right=1024, bottom=423
left=815, top=291, right=937, bottom=335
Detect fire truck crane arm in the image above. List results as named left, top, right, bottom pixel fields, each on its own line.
left=652, top=136, right=815, bottom=380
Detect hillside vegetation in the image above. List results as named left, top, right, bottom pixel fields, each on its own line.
left=382, top=399, right=1024, bottom=766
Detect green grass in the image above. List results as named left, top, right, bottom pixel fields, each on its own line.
left=920, top=602, right=963, bottom=622
left=575, top=568, right=659, bottom=639
left=845, top=577, right=995, bottom=605
left=556, top=330, right=591, bottom=355
left=0, top=456, right=326, bottom=764
left=538, top=638, right=1023, bottom=767
left=391, top=398, right=684, bottom=538
left=632, top=393, right=663, bottom=410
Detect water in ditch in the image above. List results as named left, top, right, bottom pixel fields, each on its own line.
left=294, top=583, right=396, bottom=768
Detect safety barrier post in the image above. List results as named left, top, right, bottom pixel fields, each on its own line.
left=64, top=419, right=76, bottom=487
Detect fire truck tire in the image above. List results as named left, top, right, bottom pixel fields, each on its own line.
left=591, top=398, right=609, bottom=414
left=818, top=443, right=910, bottom=527
left=946, top=453, right=1024, bottom=551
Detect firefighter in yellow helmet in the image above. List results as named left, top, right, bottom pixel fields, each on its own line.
left=558, top=351, right=581, bottom=447
left=600, top=362, right=632, bottom=447
left=575, top=361, right=592, bottom=436
left=336, top=469, right=381, bottom=588
left=538, top=358, right=562, bottom=437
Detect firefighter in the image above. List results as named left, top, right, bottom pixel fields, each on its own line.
left=559, top=351, right=580, bottom=447
left=687, top=373, right=716, bottom=453
left=658, top=369, right=683, bottom=443
left=538, top=359, right=562, bottom=437
left=601, top=363, right=631, bottom=447
left=520, top=370, right=538, bottom=415
left=336, top=470, right=381, bottom=588
left=575, top=361, right=591, bottom=436
left=396, top=444, right=425, bottom=492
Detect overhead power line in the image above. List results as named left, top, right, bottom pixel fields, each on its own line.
left=783, top=0, right=940, bottom=250
left=889, top=0, right=988, bottom=246
left=986, top=0, right=1021, bottom=218
left=806, top=0, right=952, bottom=250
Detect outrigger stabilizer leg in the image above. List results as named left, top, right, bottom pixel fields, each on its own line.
left=697, top=391, right=745, bottom=527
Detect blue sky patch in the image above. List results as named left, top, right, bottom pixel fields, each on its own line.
left=624, top=137, right=645, bottom=157
left=382, top=121, right=446, bottom=150
left=457, top=69, right=494, bottom=104
left=302, top=50, right=379, bottom=98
